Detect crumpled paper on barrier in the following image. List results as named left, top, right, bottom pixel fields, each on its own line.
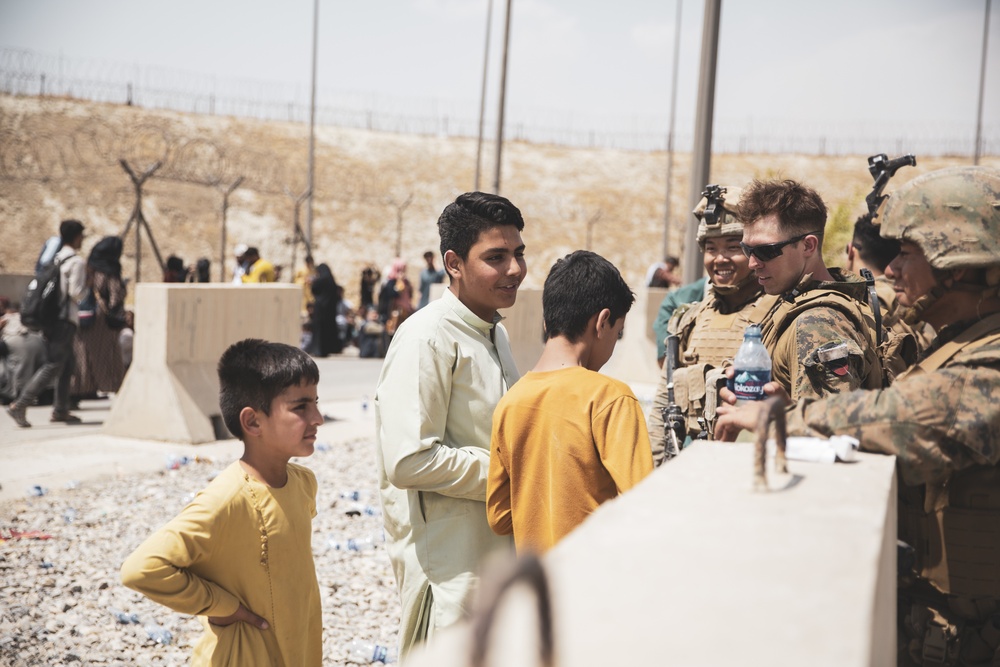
left=767, top=435, right=859, bottom=464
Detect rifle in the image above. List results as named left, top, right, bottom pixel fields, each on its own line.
left=660, top=334, right=686, bottom=462
left=865, top=153, right=917, bottom=217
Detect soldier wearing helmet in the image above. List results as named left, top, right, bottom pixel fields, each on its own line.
left=717, top=166, right=1000, bottom=666
left=646, top=185, right=762, bottom=463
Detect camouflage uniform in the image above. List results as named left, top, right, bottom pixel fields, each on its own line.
left=649, top=186, right=761, bottom=463
left=747, top=268, right=885, bottom=401
left=873, top=274, right=936, bottom=357
left=782, top=166, right=1000, bottom=666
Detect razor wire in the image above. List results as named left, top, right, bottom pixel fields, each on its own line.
left=1, top=47, right=996, bottom=158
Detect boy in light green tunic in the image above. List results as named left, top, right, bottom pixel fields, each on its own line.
left=121, top=339, right=324, bottom=666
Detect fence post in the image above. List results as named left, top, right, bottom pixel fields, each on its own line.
left=127, top=82, right=133, bottom=106
left=40, top=73, right=45, bottom=96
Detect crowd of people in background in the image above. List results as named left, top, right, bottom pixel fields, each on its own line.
left=1, top=226, right=451, bottom=422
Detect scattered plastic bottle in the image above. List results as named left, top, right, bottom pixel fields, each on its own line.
left=327, top=532, right=385, bottom=552
left=339, top=490, right=362, bottom=502
left=316, top=442, right=332, bottom=453
left=144, top=623, right=173, bottom=645
left=345, top=639, right=397, bottom=664
left=180, top=492, right=197, bottom=506
left=729, top=324, right=772, bottom=404
left=63, top=508, right=78, bottom=523
left=27, top=485, right=47, bottom=497
left=361, top=395, right=369, bottom=413
left=111, top=608, right=140, bottom=624
left=166, top=455, right=191, bottom=471
left=65, top=480, right=80, bottom=490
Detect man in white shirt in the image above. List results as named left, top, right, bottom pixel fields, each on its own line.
left=6, top=219, right=89, bottom=427
left=375, top=192, right=527, bottom=656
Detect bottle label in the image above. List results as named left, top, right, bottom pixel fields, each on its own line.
left=729, top=369, right=770, bottom=401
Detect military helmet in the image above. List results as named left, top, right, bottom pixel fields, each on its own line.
left=693, top=185, right=744, bottom=246
left=879, top=166, right=1000, bottom=270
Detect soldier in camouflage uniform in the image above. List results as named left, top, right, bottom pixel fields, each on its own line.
left=846, top=212, right=935, bottom=357
left=738, top=179, right=884, bottom=400
left=647, top=186, right=761, bottom=463
left=717, top=166, right=1000, bottom=666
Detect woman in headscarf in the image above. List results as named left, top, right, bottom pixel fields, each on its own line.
left=72, top=236, right=127, bottom=396
left=309, top=263, right=343, bottom=357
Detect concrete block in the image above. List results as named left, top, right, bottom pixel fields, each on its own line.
left=103, top=284, right=300, bottom=443
left=0, top=273, right=33, bottom=306
left=405, top=443, right=898, bottom=666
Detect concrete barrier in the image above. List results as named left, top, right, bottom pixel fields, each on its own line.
left=103, top=284, right=300, bottom=443
left=405, top=442, right=898, bottom=666
left=0, top=273, right=33, bottom=306
left=497, top=286, right=666, bottom=385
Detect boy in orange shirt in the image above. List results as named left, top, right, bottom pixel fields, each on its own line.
left=121, top=338, right=324, bottom=666
left=487, top=250, right=654, bottom=553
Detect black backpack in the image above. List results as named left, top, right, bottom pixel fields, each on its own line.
left=20, top=258, right=63, bottom=331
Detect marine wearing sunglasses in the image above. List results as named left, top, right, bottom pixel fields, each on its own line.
left=740, top=231, right=823, bottom=262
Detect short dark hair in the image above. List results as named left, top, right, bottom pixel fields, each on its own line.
left=59, top=219, right=84, bottom=244
left=218, top=338, right=319, bottom=439
left=852, top=213, right=900, bottom=272
left=542, top=250, right=634, bottom=343
left=738, top=179, right=827, bottom=237
left=665, top=255, right=679, bottom=268
left=437, top=192, right=524, bottom=261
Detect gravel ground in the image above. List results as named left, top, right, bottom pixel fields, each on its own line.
left=0, top=437, right=400, bottom=666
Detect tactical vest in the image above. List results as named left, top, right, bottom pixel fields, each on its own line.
left=746, top=272, right=885, bottom=392
left=897, top=313, right=1000, bottom=598
left=667, top=289, right=758, bottom=437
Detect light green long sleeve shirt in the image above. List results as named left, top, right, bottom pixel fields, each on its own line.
left=375, top=287, right=518, bottom=655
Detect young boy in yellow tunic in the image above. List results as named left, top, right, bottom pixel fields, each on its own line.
left=121, top=338, right=324, bottom=666
left=487, top=250, right=654, bottom=554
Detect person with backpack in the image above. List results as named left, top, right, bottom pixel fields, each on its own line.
left=6, top=219, right=89, bottom=428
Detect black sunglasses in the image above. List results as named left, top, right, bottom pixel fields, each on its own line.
left=740, top=231, right=820, bottom=262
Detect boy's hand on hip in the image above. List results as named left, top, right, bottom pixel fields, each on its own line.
left=208, top=604, right=269, bottom=630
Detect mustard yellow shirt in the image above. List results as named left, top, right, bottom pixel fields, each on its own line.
left=242, top=259, right=276, bottom=283
left=487, top=366, right=654, bottom=554
left=120, top=461, right=321, bottom=667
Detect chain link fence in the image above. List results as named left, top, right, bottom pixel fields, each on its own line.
left=1, top=48, right=996, bottom=157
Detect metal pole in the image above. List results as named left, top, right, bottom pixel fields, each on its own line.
left=683, top=0, right=722, bottom=285
left=474, top=0, right=494, bottom=192
left=306, top=0, right=319, bottom=245
left=219, top=177, right=244, bottom=282
left=662, top=0, right=683, bottom=260
left=974, top=0, right=992, bottom=165
left=492, top=0, right=513, bottom=195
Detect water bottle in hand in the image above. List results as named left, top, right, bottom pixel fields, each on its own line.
left=729, top=324, right=772, bottom=404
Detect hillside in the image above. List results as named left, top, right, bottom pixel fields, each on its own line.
left=2, top=93, right=995, bottom=304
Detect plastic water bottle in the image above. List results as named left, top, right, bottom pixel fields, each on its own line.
left=144, top=623, right=173, bottom=645
left=327, top=532, right=386, bottom=552
left=345, top=639, right=397, bottom=664
left=730, top=324, right=772, bottom=404
left=339, top=490, right=362, bottom=501
left=111, top=608, right=140, bottom=624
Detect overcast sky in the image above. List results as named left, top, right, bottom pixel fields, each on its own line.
left=1, top=0, right=996, bottom=143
